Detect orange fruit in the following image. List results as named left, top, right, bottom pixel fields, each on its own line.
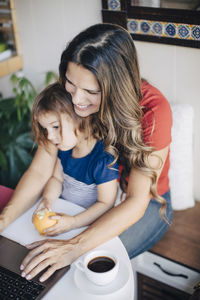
left=33, top=209, right=57, bottom=235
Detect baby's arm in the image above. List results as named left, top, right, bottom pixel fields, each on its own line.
left=43, top=179, right=118, bottom=236
left=72, top=154, right=119, bottom=228
left=32, top=159, right=63, bottom=217
left=74, top=179, right=118, bottom=227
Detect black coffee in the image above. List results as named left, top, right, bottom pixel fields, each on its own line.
left=87, top=256, right=115, bottom=273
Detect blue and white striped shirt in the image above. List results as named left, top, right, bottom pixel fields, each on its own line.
left=58, top=141, right=119, bottom=208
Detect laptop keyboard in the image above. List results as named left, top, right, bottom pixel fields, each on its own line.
left=0, top=265, right=45, bottom=300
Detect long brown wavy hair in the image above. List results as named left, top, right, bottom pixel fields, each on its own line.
left=59, top=23, right=167, bottom=219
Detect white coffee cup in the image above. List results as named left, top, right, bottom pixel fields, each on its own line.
left=75, top=250, right=119, bottom=286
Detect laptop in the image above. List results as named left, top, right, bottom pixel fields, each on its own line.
left=0, top=235, right=70, bottom=300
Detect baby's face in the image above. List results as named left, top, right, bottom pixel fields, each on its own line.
left=38, top=112, right=78, bottom=151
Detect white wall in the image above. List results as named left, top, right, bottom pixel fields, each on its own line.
left=0, top=0, right=102, bottom=95
left=0, top=0, right=199, bottom=200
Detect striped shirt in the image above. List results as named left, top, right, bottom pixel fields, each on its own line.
left=58, top=140, right=119, bottom=208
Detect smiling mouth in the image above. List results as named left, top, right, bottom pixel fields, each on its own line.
left=74, top=104, right=90, bottom=110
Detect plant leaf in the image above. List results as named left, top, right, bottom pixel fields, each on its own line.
left=16, top=132, right=34, bottom=149
left=0, top=149, right=8, bottom=170
left=45, top=71, right=58, bottom=86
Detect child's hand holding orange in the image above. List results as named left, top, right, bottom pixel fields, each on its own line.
left=38, top=213, right=76, bottom=236
left=33, top=209, right=58, bottom=235
left=32, top=197, right=53, bottom=223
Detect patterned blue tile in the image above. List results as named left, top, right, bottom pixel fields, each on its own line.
left=165, top=23, right=176, bottom=37
left=152, top=22, right=163, bottom=35
left=127, top=20, right=138, bottom=32
left=191, top=26, right=200, bottom=40
left=108, top=0, right=121, bottom=11
left=141, top=21, right=151, bottom=34
left=178, top=25, right=190, bottom=39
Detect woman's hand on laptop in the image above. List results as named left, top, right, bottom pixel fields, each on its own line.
left=20, top=238, right=80, bottom=282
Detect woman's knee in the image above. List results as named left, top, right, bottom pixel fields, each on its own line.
left=119, top=191, right=173, bottom=258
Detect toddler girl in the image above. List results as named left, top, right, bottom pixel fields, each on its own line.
left=31, top=82, right=119, bottom=236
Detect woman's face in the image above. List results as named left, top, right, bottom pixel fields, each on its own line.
left=38, top=111, right=78, bottom=151
left=65, top=62, right=101, bottom=117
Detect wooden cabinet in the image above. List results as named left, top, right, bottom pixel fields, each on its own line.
left=137, top=272, right=191, bottom=300
left=0, top=0, right=22, bottom=77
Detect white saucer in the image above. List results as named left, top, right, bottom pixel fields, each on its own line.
left=74, top=261, right=130, bottom=296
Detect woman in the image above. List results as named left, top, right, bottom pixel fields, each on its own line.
left=0, top=23, right=173, bottom=282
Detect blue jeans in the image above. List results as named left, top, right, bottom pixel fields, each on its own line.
left=119, top=190, right=173, bottom=259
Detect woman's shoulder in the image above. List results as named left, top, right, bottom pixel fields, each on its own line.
left=140, top=80, right=169, bottom=106
left=140, top=80, right=172, bottom=149
left=141, top=79, right=171, bottom=113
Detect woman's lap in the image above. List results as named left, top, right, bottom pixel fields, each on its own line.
left=119, top=190, right=173, bottom=259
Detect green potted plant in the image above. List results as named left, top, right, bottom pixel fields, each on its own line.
left=0, top=71, right=58, bottom=188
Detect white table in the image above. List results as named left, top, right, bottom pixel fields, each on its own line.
left=2, top=198, right=134, bottom=300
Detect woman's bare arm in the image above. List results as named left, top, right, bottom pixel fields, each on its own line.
left=0, top=143, right=58, bottom=231
left=32, top=158, right=64, bottom=218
